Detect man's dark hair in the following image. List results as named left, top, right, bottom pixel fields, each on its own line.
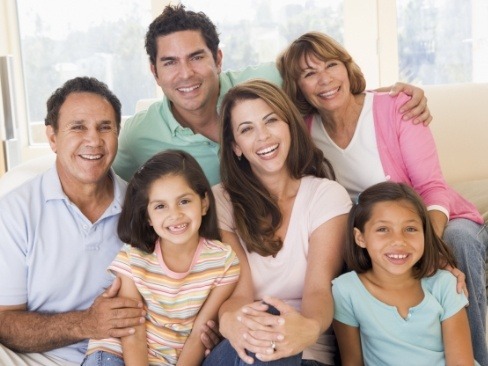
left=44, top=76, right=121, bottom=132
left=145, top=4, right=220, bottom=66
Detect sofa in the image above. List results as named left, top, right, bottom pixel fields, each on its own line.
left=1, top=83, right=487, bottom=223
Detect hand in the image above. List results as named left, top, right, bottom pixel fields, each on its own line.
left=252, top=297, right=320, bottom=362
left=389, top=82, right=433, bottom=125
left=200, top=320, right=222, bottom=357
left=444, top=265, right=468, bottom=297
left=82, top=277, right=146, bottom=339
left=220, top=300, right=283, bottom=364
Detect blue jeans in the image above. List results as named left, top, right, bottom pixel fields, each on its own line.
left=202, top=339, right=303, bottom=366
left=81, top=351, right=124, bottom=366
left=443, top=219, right=488, bottom=366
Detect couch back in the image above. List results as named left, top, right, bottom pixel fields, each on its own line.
left=424, top=83, right=488, bottom=183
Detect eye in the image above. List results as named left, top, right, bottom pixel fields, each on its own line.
left=303, top=70, right=315, bottom=78
left=154, top=203, right=165, bottom=210
left=265, top=117, right=278, bottom=124
left=405, top=226, right=419, bottom=233
left=162, top=60, right=176, bottom=67
left=180, top=198, right=191, bottom=205
left=239, top=125, right=252, bottom=134
left=99, top=124, right=114, bottom=132
left=191, top=54, right=204, bottom=61
left=376, top=227, right=388, bottom=233
left=70, top=124, right=85, bottom=131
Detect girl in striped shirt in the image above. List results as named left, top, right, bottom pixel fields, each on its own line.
left=82, top=150, right=240, bottom=366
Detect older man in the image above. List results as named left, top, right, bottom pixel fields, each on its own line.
left=0, top=77, right=145, bottom=365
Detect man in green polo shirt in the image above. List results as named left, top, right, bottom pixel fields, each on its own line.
left=113, top=4, right=429, bottom=185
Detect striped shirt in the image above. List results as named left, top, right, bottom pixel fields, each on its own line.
left=86, top=237, right=240, bottom=365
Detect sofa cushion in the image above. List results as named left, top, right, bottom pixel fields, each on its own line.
left=452, top=179, right=488, bottom=223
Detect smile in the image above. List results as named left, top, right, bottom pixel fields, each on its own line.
left=386, top=253, right=408, bottom=259
left=318, top=87, right=339, bottom=98
left=167, top=223, right=188, bottom=232
left=79, top=154, right=103, bottom=160
left=177, top=84, right=201, bottom=93
left=257, top=144, right=278, bottom=156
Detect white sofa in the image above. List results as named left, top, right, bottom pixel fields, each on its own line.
left=1, top=83, right=487, bottom=224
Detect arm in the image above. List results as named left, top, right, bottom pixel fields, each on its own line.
left=215, top=229, right=259, bottom=365
left=375, top=82, right=432, bottom=125
left=333, top=320, right=363, bottom=366
left=0, top=277, right=145, bottom=353
left=428, top=209, right=448, bottom=238
left=117, top=274, right=148, bottom=366
left=442, top=308, right=475, bottom=365
left=254, top=214, right=348, bottom=362
left=177, top=280, right=238, bottom=366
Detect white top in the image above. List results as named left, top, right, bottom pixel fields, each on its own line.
left=311, top=93, right=386, bottom=201
left=213, top=175, right=352, bottom=364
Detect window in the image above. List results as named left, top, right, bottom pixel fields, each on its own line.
left=182, top=0, right=344, bottom=71
left=16, top=0, right=155, bottom=144
left=397, top=0, right=488, bottom=84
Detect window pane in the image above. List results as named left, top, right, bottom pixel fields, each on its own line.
left=182, top=0, right=344, bottom=71
left=397, top=0, right=488, bottom=84
left=16, top=0, right=154, bottom=144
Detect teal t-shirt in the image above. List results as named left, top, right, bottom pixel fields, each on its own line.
left=332, top=270, right=473, bottom=366
left=113, top=62, right=282, bottom=184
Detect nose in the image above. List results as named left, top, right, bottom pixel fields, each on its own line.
left=84, top=128, right=102, bottom=147
left=391, top=231, right=407, bottom=246
left=168, top=205, right=183, bottom=219
left=179, top=60, right=195, bottom=79
left=256, top=124, right=271, bottom=141
left=318, top=69, right=332, bottom=85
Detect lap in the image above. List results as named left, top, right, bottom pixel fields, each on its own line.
left=0, top=343, right=78, bottom=366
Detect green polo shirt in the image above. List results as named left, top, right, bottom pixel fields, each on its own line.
left=113, top=62, right=282, bottom=185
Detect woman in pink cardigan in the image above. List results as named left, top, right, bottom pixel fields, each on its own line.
left=278, top=31, right=487, bottom=365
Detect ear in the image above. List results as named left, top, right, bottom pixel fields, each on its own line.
left=150, top=63, right=158, bottom=79
left=215, top=49, right=223, bottom=74
left=232, top=142, right=242, bottom=160
left=353, top=228, right=366, bottom=248
left=46, top=126, right=57, bottom=153
left=201, top=192, right=210, bottom=216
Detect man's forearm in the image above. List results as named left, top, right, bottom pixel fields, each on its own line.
left=0, top=309, right=88, bottom=353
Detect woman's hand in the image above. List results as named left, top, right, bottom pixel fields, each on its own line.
left=388, top=82, right=433, bottom=125
left=444, top=265, right=468, bottom=297
left=238, top=297, right=321, bottom=363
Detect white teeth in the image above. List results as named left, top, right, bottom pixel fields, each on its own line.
left=168, top=223, right=187, bottom=231
left=387, top=253, right=408, bottom=259
left=319, top=88, right=339, bottom=98
left=178, top=84, right=200, bottom=93
left=80, top=154, right=102, bottom=160
left=257, top=144, right=278, bottom=156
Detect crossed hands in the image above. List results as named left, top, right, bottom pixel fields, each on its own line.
left=220, top=296, right=320, bottom=364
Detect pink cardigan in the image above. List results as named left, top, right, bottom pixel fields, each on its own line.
left=305, top=92, right=483, bottom=224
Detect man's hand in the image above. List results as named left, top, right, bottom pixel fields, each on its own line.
left=81, top=277, right=146, bottom=339
left=200, top=320, right=222, bottom=356
left=389, top=82, right=433, bottom=125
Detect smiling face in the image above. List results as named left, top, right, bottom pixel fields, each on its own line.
left=147, top=174, right=209, bottom=248
left=354, top=199, right=425, bottom=278
left=231, top=98, right=291, bottom=179
left=297, top=53, right=352, bottom=113
left=150, top=30, right=222, bottom=121
left=46, top=92, right=118, bottom=188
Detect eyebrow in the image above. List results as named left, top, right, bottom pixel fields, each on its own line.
left=159, top=49, right=206, bottom=62
left=236, top=111, right=275, bottom=129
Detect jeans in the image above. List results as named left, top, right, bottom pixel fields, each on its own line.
left=81, top=351, right=124, bottom=366
left=443, top=219, right=488, bottom=366
left=202, top=339, right=302, bottom=366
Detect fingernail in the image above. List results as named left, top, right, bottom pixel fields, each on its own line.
left=140, top=317, right=145, bottom=323
left=277, top=334, right=284, bottom=341
left=278, top=318, right=285, bottom=325
left=237, top=316, right=242, bottom=322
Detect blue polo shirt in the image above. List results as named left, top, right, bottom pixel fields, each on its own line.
left=113, top=62, right=283, bottom=184
left=0, top=166, right=126, bottom=364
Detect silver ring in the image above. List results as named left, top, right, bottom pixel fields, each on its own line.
left=271, top=340, right=276, bottom=350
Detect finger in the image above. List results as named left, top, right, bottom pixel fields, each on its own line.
left=236, top=346, right=255, bottom=365
left=108, top=327, right=136, bottom=338
left=104, top=296, right=144, bottom=310
left=103, top=277, right=121, bottom=298
left=401, top=98, right=427, bottom=120
left=248, top=329, right=284, bottom=343
left=238, top=312, right=279, bottom=332
left=244, top=301, right=269, bottom=313
left=110, top=314, right=146, bottom=329
left=242, top=333, right=274, bottom=357
left=262, top=296, right=293, bottom=316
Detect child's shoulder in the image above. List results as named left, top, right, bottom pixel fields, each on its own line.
left=421, top=269, right=456, bottom=289
left=201, top=238, right=236, bottom=257
left=332, top=271, right=360, bottom=288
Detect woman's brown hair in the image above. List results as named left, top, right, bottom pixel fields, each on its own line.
left=219, top=79, right=335, bottom=257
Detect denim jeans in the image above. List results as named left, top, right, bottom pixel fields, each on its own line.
left=202, top=339, right=302, bottom=366
left=81, top=351, right=124, bottom=366
left=443, top=219, right=488, bottom=366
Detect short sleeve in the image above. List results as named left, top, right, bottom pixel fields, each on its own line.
left=332, top=275, right=360, bottom=327
left=309, top=180, right=352, bottom=233
left=214, top=243, right=240, bottom=287
left=429, top=270, right=469, bottom=322
left=212, top=184, right=236, bottom=233
left=108, top=244, right=133, bottom=278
